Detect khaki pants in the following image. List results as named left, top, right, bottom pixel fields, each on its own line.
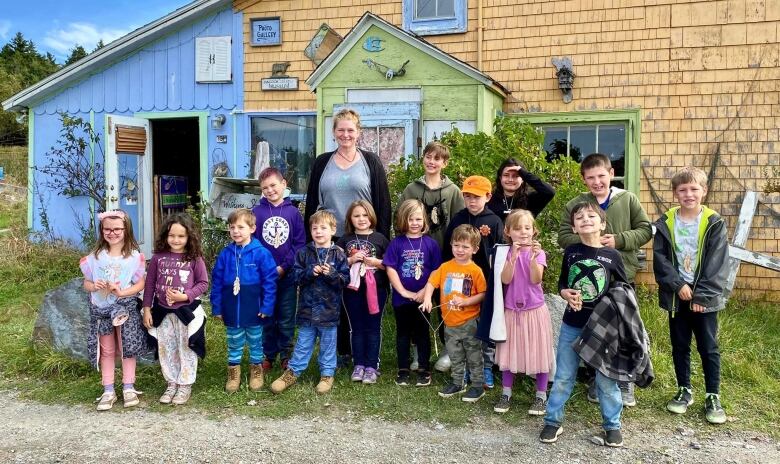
left=444, top=318, right=484, bottom=387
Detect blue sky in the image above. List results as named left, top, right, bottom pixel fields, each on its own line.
left=0, top=0, right=192, bottom=62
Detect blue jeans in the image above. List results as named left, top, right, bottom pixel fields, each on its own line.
left=343, top=284, right=387, bottom=370
left=544, top=322, right=623, bottom=431
left=263, top=275, right=298, bottom=362
left=226, top=325, right=264, bottom=365
left=288, top=325, right=338, bottom=377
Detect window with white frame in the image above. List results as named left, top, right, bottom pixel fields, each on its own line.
left=403, top=0, right=466, bottom=35
left=250, top=114, right=316, bottom=194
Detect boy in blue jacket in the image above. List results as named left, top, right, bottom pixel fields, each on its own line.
left=211, top=208, right=278, bottom=393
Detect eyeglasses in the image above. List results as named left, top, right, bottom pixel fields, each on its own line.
left=103, top=228, right=125, bottom=235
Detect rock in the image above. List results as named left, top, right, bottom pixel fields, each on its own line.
left=690, top=442, right=702, bottom=450
left=33, top=278, right=91, bottom=361
left=545, top=293, right=566, bottom=350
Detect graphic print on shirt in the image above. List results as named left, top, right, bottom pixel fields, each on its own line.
left=158, top=256, right=189, bottom=294
left=400, top=248, right=425, bottom=280
left=443, top=271, right=473, bottom=311
left=262, top=216, right=290, bottom=249
left=567, top=259, right=607, bottom=302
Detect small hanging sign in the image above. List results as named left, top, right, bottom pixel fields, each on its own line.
left=261, top=77, right=299, bottom=90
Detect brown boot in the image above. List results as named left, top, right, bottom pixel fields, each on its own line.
left=315, top=376, right=334, bottom=394
left=270, top=369, right=297, bottom=394
left=225, top=365, right=241, bottom=393
left=249, top=363, right=264, bottom=391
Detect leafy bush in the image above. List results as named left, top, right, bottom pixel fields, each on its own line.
left=387, top=116, right=585, bottom=289
left=186, top=195, right=230, bottom=272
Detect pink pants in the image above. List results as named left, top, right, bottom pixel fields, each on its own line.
left=99, top=330, right=136, bottom=386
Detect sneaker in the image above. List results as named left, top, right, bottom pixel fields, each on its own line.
left=270, top=369, right=297, bottom=394
left=172, top=385, right=191, bottom=405
left=463, top=370, right=471, bottom=385
left=705, top=394, right=726, bottom=424
left=351, top=365, right=366, bottom=382
left=261, top=359, right=273, bottom=371
left=494, top=394, right=511, bottom=413
left=362, top=368, right=378, bottom=384
left=483, top=367, right=495, bottom=389
left=605, top=429, right=624, bottom=447
left=249, top=363, right=264, bottom=391
left=587, top=379, right=599, bottom=403
left=123, top=388, right=142, bottom=408
left=337, top=354, right=352, bottom=369
left=462, top=386, right=485, bottom=403
left=410, top=345, right=419, bottom=371
left=159, top=383, right=177, bottom=404
left=666, top=386, right=693, bottom=414
left=395, top=369, right=411, bottom=386
left=95, top=391, right=117, bottom=411
left=434, top=352, right=451, bottom=372
left=528, top=396, right=547, bottom=416
left=225, top=365, right=241, bottom=393
left=415, top=371, right=432, bottom=387
left=438, top=383, right=466, bottom=398
left=315, top=376, right=334, bottom=394
left=539, top=425, right=563, bottom=443
left=620, top=381, right=636, bottom=407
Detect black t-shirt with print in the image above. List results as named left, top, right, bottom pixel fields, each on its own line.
left=336, top=232, right=389, bottom=289
left=558, top=243, right=628, bottom=328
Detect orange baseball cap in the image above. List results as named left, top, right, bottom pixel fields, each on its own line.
left=461, top=176, right=492, bottom=196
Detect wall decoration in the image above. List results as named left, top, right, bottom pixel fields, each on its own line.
left=362, top=59, right=410, bottom=80
left=251, top=17, right=281, bottom=46
left=304, top=23, right=342, bottom=65
left=362, top=36, right=384, bottom=52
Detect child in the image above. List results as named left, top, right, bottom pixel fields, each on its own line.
left=211, top=208, right=278, bottom=393
left=487, top=158, right=556, bottom=221
left=443, top=175, right=503, bottom=388
left=540, top=201, right=628, bottom=447
left=422, top=224, right=488, bottom=402
left=383, top=199, right=442, bottom=387
left=337, top=200, right=389, bottom=384
left=270, top=210, right=350, bottom=395
left=491, top=209, right=554, bottom=416
left=142, top=212, right=209, bottom=405
left=252, top=167, right=306, bottom=371
left=80, top=210, right=148, bottom=411
left=558, top=153, right=652, bottom=406
left=653, top=167, right=729, bottom=424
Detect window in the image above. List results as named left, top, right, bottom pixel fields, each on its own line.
left=250, top=114, right=316, bottom=194
left=403, top=0, right=466, bottom=35
left=512, top=110, right=641, bottom=193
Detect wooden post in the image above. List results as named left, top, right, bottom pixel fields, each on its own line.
left=725, top=191, right=758, bottom=297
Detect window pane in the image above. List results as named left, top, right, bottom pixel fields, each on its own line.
left=542, top=126, right=568, bottom=162
left=437, top=0, right=455, bottom=17
left=377, top=127, right=406, bottom=169
left=597, top=124, right=626, bottom=178
left=416, top=0, right=436, bottom=18
left=250, top=115, right=316, bottom=194
left=358, top=127, right=379, bottom=155
left=569, top=125, right=596, bottom=162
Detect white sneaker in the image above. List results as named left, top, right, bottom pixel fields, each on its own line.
left=95, top=391, right=117, bottom=411
left=434, top=352, right=451, bottom=372
left=410, top=346, right=419, bottom=371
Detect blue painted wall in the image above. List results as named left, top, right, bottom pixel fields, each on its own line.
left=28, top=7, right=244, bottom=246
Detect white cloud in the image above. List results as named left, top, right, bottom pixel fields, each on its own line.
left=0, top=20, right=11, bottom=40
left=43, top=22, right=130, bottom=57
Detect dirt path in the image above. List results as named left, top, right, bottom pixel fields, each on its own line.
left=0, top=390, right=776, bottom=463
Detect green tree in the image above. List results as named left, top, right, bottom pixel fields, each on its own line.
left=64, top=45, right=88, bottom=66
left=92, top=40, right=105, bottom=52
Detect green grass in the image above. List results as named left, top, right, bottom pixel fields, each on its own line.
left=0, top=146, right=28, bottom=186
left=0, top=197, right=778, bottom=435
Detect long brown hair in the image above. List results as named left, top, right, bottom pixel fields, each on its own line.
left=154, top=213, right=204, bottom=262
left=91, top=210, right=140, bottom=258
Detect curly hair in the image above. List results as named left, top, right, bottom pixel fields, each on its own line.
left=154, top=212, right=204, bottom=262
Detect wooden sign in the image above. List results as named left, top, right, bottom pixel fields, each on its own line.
left=211, top=192, right=262, bottom=220
left=262, top=77, right=299, bottom=90
left=251, top=17, right=281, bottom=46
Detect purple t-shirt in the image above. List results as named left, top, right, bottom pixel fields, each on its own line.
left=142, top=251, right=209, bottom=309
left=503, top=249, right=547, bottom=311
left=382, top=235, right=442, bottom=307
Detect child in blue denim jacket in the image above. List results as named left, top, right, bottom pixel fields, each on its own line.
left=270, top=210, right=349, bottom=395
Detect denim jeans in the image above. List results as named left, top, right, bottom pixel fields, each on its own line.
left=262, top=274, right=298, bottom=362
left=226, top=325, right=264, bottom=365
left=288, top=325, right=338, bottom=377
left=343, top=285, right=387, bottom=370
left=544, top=322, right=623, bottom=431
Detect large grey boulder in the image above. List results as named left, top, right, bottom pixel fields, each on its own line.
left=545, top=292, right=566, bottom=352
left=33, top=278, right=91, bottom=361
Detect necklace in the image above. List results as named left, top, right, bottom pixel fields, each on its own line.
left=406, top=235, right=424, bottom=280
left=336, top=149, right=357, bottom=163
left=233, top=245, right=242, bottom=295
left=316, top=245, right=333, bottom=267
left=422, top=185, right=444, bottom=228
left=502, top=194, right=515, bottom=214
left=354, top=232, right=372, bottom=276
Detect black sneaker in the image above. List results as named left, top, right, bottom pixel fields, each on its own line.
left=539, top=425, right=563, bottom=443
left=494, top=394, right=511, bottom=413
left=666, top=386, right=693, bottom=414
left=587, top=379, right=599, bottom=403
left=415, top=371, right=432, bottom=387
left=461, top=386, right=485, bottom=403
left=528, top=396, right=547, bottom=416
left=619, top=381, right=636, bottom=407
left=438, top=383, right=466, bottom=398
left=395, top=370, right=411, bottom=386
left=605, top=429, right=623, bottom=447
left=705, top=394, right=726, bottom=424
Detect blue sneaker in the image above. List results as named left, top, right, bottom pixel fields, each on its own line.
left=483, top=367, right=494, bottom=389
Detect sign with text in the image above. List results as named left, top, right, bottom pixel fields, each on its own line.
left=261, top=77, right=299, bottom=91
left=211, top=192, right=262, bottom=220
left=251, top=17, right=281, bottom=46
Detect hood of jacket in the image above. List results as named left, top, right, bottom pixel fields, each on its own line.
left=410, top=175, right=457, bottom=192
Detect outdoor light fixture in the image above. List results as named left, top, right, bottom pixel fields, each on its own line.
left=15, top=108, right=28, bottom=124
left=211, top=113, right=226, bottom=129
left=552, top=57, right=575, bottom=104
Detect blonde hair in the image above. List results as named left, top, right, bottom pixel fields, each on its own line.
left=671, top=166, right=708, bottom=191
left=332, top=108, right=361, bottom=131
left=451, top=224, right=480, bottom=250
left=310, top=209, right=337, bottom=231
left=394, top=199, right=429, bottom=235
left=344, top=200, right=377, bottom=235
left=503, top=209, right=538, bottom=242
left=228, top=208, right=256, bottom=227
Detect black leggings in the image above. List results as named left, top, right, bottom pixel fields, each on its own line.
left=394, top=303, right=432, bottom=371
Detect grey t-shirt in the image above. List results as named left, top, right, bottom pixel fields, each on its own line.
left=673, top=210, right=702, bottom=284
left=319, top=154, right=371, bottom=237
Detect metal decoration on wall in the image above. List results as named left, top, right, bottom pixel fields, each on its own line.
left=363, top=36, right=384, bottom=52
left=304, top=23, right=343, bottom=65
left=271, top=62, right=290, bottom=77
left=552, top=57, right=575, bottom=104
left=362, top=59, right=409, bottom=80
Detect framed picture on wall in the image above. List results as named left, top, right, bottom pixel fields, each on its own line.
left=250, top=17, right=281, bottom=46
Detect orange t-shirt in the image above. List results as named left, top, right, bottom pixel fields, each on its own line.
left=427, top=259, right=487, bottom=327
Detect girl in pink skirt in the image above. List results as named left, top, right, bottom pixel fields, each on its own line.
left=492, top=209, right=554, bottom=415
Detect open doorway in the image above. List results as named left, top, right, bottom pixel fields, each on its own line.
left=150, top=117, right=200, bottom=234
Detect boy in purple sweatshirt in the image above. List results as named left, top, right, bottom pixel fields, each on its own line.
left=252, top=167, right=306, bottom=370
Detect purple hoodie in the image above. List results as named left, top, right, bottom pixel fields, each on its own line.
left=252, top=197, right=306, bottom=274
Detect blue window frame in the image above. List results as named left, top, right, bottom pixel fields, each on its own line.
left=402, top=0, right=467, bottom=35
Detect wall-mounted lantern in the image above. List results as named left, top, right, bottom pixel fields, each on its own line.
left=552, top=57, right=575, bottom=104
left=211, top=114, right=226, bottom=130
